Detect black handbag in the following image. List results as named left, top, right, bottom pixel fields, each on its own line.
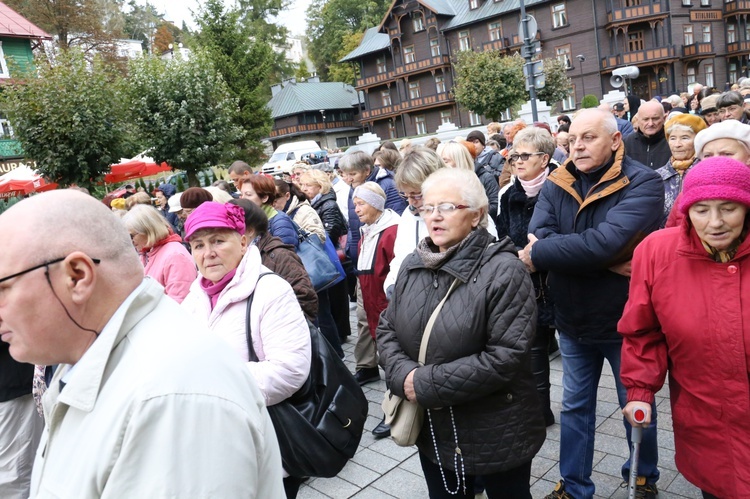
left=245, top=273, right=368, bottom=478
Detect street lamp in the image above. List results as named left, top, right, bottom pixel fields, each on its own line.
left=168, top=42, right=183, bottom=59
left=319, top=109, right=327, bottom=151
left=576, top=55, right=586, bottom=107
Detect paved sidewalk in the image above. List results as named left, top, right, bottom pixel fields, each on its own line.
left=300, top=316, right=701, bottom=499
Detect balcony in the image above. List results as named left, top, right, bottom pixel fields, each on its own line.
left=724, top=0, right=750, bottom=17
left=355, top=72, right=390, bottom=89
left=600, top=45, right=677, bottom=71
left=360, top=93, right=454, bottom=121
left=269, top=121, right=358, bottom=139
left=481, top=37, right=510, bottom=53
left=389, top=55, right=451, bottom=79
left=682, top=42, right=715, bottom=62
left=606, top=3, right=668, bottom=29
left=726, top=40, right=750, bottom=56
left=0, top=139, right=23, bottom=158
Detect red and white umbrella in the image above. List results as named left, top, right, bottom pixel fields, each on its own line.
left=0, top=165, right=57, bottom=199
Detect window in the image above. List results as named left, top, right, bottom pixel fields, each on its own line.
left=730, top=63, right=738, bottom=84
left=430, top=38, right=441, bottom=57
left=459, top=30, right=471, bottom=51
left=701, top=0, right=710, bottom=5
left=409, top=81, right=420, bottom=99
left=745, top=24, right=750, bottom=41
left=376, top=56, right=387, bottom=74
left=684, top=25, right=694, bottom=45
left=627, top=31, right=644, bottom=52
left=682, top=0, right=691, bottom=5
left=0, top=43, right=9, bottom=79
left=625, top=0, right=641, bottom=5
left=499, top=108, right=512, bottom=121
left=552, top=3, right=567, bottom=28
left=436, top=75, right=446, bottom=94
left=440, top=110, right=452, bottom=124
left=403, top=45, right=415, bottom=64
left=415, top=115, right=427, bottom=135
left=336, top=137, right=348, bottom=148
left=381, top=89, right=392, bottom=107
left=562, top=85, right=575, bottom=111
left=702, top=24, right=711, bottom=43
left=388, top=120, right=396, bottom=139
left=727, top=24, right=737, bottom=44
left=469, top=111, right=482, bottom=126
left=705, top=63, right=714, bottom=87
left=413, top=13, right=425, bottom=32
left=489, top=22, right=502, bottom=41
left=0, top=118, right=12, bottom=138
left=469, top=0, right=479, bottom=9
left=556, top=45, right=572, bottom=69
left=687, top=67, right=696, bottom=84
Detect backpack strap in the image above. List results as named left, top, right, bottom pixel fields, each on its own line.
left=244, top=272, right=275, bottom=362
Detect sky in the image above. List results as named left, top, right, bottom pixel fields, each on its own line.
left=148, top=0, right=313, bottom=36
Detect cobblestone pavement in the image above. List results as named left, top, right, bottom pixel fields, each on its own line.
left=299, top=312, right=701, bottom=499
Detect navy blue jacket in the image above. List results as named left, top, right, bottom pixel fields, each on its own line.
left=528, top=145, right=664, bottom=340
left=346, top=167, right=407, bottom=265
left=269, top=210, right=299, bottom=249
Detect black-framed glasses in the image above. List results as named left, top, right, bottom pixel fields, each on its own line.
left=0, top=257, right=101, bottom=285
left=418, top=203, right=471, bottom=216
left=509, top=152, right=545, bottom=162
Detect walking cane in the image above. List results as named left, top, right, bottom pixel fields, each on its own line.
left=627, top=407, right=647, bottom=499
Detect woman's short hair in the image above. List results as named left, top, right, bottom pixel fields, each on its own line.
left=122, top=205, right=171, bottom=248
left=394, top=146, right=445, bottom=190
left=512, top=127, right=556, bottom=157
left=373, top=148, right=402, bottom=171
left=229, top=198, right=269, bottom=235
left=441, top=141, right=476, bottom=171
left=338, top=151, right=373, bottom=173
left=717, top=91, right=743, bottom=109
left=380, top=140, right=398, bottom=152
left=423, top=137, right=441, bottom=151
left=240, top=175, right=277, bottom=205
left=126, top=191, right=152, bottom=210
left=299, top=169, right=332, bottom=194
left=422, top=168, right=489, bottom=229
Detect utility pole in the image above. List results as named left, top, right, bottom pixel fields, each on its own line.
left=519, top=0, right=542, bottom=122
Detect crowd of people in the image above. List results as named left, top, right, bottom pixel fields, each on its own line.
left=1, top=80, right=750, bottom=499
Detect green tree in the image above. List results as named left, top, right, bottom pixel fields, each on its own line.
left=234, top=0, right=294, bottom=83
left=193, top=0, right=273, bottom=165
left=2, top=49, right=134, bottom=188
left=533, top=58, right=573, bottom=106
left=123, top=0, right=163, bottom=53
left=582, top=94, right=599, bottom=108
left=453, top=51, right=527, bottom=121
left=306, top=0, right=390, bottom=81
left=295, top=61, right=311, bottom=81
left=126, top=52, right=245, bottom=186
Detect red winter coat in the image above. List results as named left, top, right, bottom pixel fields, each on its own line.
left=618, top=222, right=750, bottom=498
left=357, top=213, right=399, bottom=338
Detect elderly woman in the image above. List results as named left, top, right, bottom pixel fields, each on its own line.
left=497, top=127, right=557, bottom=427
left=666, top=120, right=750, bottom=227
left=656, top=114, right=707, bottom=226
left=273, top=179, right=326, bottom=242
left=122, top=205, right=196, bottom=303
left=378, top=167, right=545, bottom=498
left=716, top=90, right=750, bottom=123
left=441, top=141, right=499, bottom=225
left=239, top=175, right=298, bottom=248
left=619, top=157, right=750, bottom=499
left=180, top=202, right=311, bottom=498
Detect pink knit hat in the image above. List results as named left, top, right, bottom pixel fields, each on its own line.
left=184, top=201, right=246, bottom=240
left=679, top=156, right=750, bottom=214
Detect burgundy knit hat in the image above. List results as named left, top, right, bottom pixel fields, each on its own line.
left=180, top=187, right=213, bottom=210
left=679, top=156, right=750, bottom=214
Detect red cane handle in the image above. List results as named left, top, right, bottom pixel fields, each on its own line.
left=633, top=408, right=646, bottom=424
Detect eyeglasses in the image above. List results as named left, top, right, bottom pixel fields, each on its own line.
left=0, top=257, right=101, bottom=285
left=509, top=152, right=545, bottom=162
left=398, top=192, right=423, bottom=201
left=418, top=203, right=471, bottom=216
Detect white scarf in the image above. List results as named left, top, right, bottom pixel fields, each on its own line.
left=518, top=167, right=549, bottom=198
left=357, top=209, right=400, bottom=272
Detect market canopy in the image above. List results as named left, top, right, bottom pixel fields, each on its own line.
left=0, top=164, right=57, bottom=199
left=104, top=160, right=172, bottom=184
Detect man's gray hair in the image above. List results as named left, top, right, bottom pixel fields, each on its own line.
left=421, top=168, right=488, bottom=229
left=338, top=151, right=373, bottom=173
left=576, top=108, right=618, bottom=135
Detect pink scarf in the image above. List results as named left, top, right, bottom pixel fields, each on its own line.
left=519, top=167, right=549, bottom=198
left=200, top=269, right=237, bottom=310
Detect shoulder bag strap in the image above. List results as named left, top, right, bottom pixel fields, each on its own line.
left=418, top=277, right=460, bottom=366
left=244, top=272, right=275, bottom=362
